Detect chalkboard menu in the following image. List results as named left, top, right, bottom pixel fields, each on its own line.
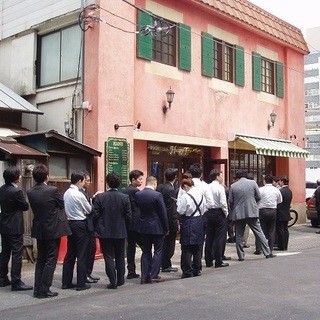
left=105, top=138, right=130, bottom=191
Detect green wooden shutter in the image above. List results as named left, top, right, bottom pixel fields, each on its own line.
left=178, top=23, right=191, bottom=71
left=276, top=61, right=284, bottom=98
left=235, top=45, right=245, bottom=87
left=136, top=11, right=152, bottom=60
left=201, top=32, right=213, bottom=77
left=252, top=52, right=261, bottom=91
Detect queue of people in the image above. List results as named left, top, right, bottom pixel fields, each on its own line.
left=0, top=163, right=293, bottom=298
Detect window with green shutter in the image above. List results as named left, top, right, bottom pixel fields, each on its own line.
left=276, top=61, right=284, bottom=98
left=136, top=11, right=153, bottom=60
left=252, top=52, right=262, bottom=91
left=178, top=23, right=191, bottom=71
left=201, top=32, right=213, bottom=77
left=136, top=11, right=191, bottom=71
left=235, top=45, right=245, bottom=87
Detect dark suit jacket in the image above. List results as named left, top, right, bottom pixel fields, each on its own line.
left=123, top=183, right=141, bottom=232
left=93, top=189, right=132, bottom=239
left=156, top=182, right=178, bottom=231
left=135, top=187, right=169, bottom=235
left=27, top=183, right=71, bottom=239
left=0, top=183, right=29, bottom=235
left=277, top=186, right=293, bottom=221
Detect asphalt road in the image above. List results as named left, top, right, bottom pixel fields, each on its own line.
left=0, top=223, right=319, bottom=320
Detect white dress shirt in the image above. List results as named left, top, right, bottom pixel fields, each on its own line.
left=192, top=178, right=214, bottom=211
left=64, top=184, right=92, bottom=220
left=258, top=183, right=283, bottom=209
left=208, top=180, right=229, bottom=216
left=177, top=186, right=206, bottom=217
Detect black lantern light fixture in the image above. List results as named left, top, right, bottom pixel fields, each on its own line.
left=267, top=111, right=277, bottom=131
left=163, top=87, right=175, bottom=114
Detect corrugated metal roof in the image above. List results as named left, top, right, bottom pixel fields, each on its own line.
left=0, top=140, right=47, bottom=156
left=195, top=0, right=309, bottom=54
left=0, top=82, right=43, bottom=115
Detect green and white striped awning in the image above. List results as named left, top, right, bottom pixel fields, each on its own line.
left=233, top=134, right=309, bottom=159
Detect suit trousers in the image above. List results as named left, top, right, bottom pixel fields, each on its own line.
left=140, top=234, right=164, bottom=281
left=34, top=238, right=60, bottom=295
left=276, top=220, right=289, bottom=250
left=62, top=220, right=89, bottom=288
left=235, top=218, right=270, bottom=260
left=258, top=208, right=277, bottom=252
left=100, top=238, right=126, bottom=286
left=204, top=209, right=228, bottom=267
left=162, top=228, right=177, bottom=269
left=126, top=230, right=142, bottom=275
left=180, top=244, right=202, bottom=277
left=0, top=233, right=23, bottom=286
left=86, top=231, right=96, bottom=276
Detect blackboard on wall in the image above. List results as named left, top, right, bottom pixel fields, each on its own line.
left=105, top=138, right=130, bottom=191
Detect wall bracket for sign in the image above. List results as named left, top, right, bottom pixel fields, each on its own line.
left=114, top=121, right=141, bottom=131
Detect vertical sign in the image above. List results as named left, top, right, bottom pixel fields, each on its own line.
left=105, top=138, right=130, bottom=192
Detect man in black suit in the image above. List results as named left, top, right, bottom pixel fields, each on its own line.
left=80, top=171, right=100, bottom=285
left=123, top=169, right=144, bottom=279
left=27, top=164, right=71, bottom=298
left=93, top=172, right=132, bottom=289
left=156, top=168, right=179, bottom=273
left=135, top=175, right=169, bottom=284
left=0, top=166, right=33, bottom=291
left=275, top=177, right=293, bottom=250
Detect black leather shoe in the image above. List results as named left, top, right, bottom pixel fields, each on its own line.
left=117, top=280, right=125, bottom=287
left=254, top=250, right=261, bottom=255
left=61, top=283, right=77, bottom=289
left=106, top=283, right=117, bottom=289
left=266, top=253, right=277, bottom=259
left=127, top=273, right=140, bottom=279
left=11, top=283, right=33, bottom=291
left=161, top=267, right=178, bottom=272
left=86, top=276, right=97, bottom=284
left=205, top=263, right=213, bottom=268
left=88, top=274, right=100, bottom=281
left=37, top=290, right=59, bottom=299
left=222, top=256, right=231, bottom=260
left=215, top=262, right=229, bottom=268
left=238, top=258, right=244, bottom=261
left=0, top=279, right=11, bottom=287
left=140, top=278, right=151, bottom=284
left=76, top=284, right=91, bottom=291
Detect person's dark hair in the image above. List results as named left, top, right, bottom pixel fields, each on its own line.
left=235, top=169, right=247, bottom=179
left=264, top=174, right=273, bottom=184
left=32, top=164, right=49, bottom=183
left=188, top=163, right=202, bottom=178
left=71, top=170, right=85, bottom=184
left=209, top=169, right=221, bottom=183
left=182, top=172, right=192, bottom=179
left=247, top=172, right=254, bottom=180
left=3, top=166, right=21, bottom=184
left=106, top=172, right=121, bottom=188
left=281, top=176, right=289, bottom=185
left=164, top=168, right=178, bottom=182
left=129, top=169, right=144, bottom=182
left=180, top=178, right=194, bottom=189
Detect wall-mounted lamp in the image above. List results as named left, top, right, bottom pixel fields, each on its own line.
left=114, top=121, right=141, bottom=131
left=64, top=120, right=74, bottom=138
left=162, top=87, right=175, bottom=114
left=290, top=134, right=297, bottom=140
left=267, top=111, right=277, bottom=131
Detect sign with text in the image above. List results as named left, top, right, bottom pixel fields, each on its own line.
left=105, top=138, right=130, bottom=191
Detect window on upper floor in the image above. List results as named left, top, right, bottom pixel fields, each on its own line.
left=201, top=32, right=245, bottom=86
left=252, top=52, right=284, bottom=98
left=137, top=11, right=191, bottom=72
left=37, top=24, right=82, bottom=87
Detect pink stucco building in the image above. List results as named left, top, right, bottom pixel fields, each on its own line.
left=83, top=0, right=309, bottom=218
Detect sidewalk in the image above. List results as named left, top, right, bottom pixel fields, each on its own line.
left=0, top=223, right=319, bottom=311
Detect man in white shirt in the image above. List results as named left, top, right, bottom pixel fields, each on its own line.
left=62, top=171, right=92, bottom=291
left=205, top=170, right=229, bottom=268
left=256, top=174, right=282, bottom=254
